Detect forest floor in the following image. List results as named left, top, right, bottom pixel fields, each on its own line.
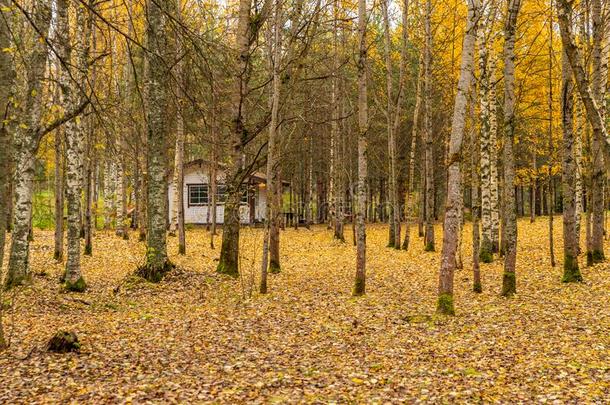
left=0, top=218, right=608, bottom=403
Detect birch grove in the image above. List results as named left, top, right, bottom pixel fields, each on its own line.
left=0, top=0, right=609, bottom=363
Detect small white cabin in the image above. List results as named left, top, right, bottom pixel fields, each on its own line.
left=168, top=159, right=280, bottom=225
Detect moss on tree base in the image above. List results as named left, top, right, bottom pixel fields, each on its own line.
left=216, top=261, right=239, bottom=278
left=562, top=255, right=583, bottom=283
left=136, top=260, right=174, bottom=283
left=269, top=261, right=281, bottom=274
left=84, top=244, right=92, bottom=256
left=473, top=282, right=482, bottom=293
left=501, top=271, right=516, bottom=297
left=53, top=251, right=63, bottom=262
left=424, top=242, right=435, bottom=252
left=479, top=249, right=493, bottom=263
left=436, top=293, right=455, bottom=315
left=586, top=249, right=605, bottom=266
left=64, top=276, right=87, bottom=292
left=353, top=277, right=365, bottom=296
left=4, top=273, right=30, bottom=290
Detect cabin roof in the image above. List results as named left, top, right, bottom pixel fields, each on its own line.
left=184, top=159, right=289, bottom=186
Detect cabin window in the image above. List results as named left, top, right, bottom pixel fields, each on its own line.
left=188, top=184, right=250, bottom=206
left=188, top=184, right=208, bottom=206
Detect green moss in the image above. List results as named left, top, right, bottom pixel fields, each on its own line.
left=473, top=282, right=482, bottom=293
left=562, top=254, right=583, bottom=283
left=424, top=242, right=435, bottom=252
left=137, top=260, right=174, bottom=282
left=353, top=277, right=365, bottom=296
left=64, top=276, right=87, bottom=292
left=586, top=249, right=605, bottom=266
left=436, top=293, right=455, bottom=315
left=53, top=250, right=63, bottom=262
left=269, top=260, right=281, bottom=274
left=479, top=248, right=493, bottom=263
left=84, top=243, right=92, bottom=256
left=501, top=271, right=516, bottom=297
left=4, top=272, right=30, bottom=290
left=216, top=261, right=239, bottom=278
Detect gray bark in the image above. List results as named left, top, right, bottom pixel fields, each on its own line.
left=561, top=50, right=582, bottom=282
left=423, top=0, right=435, bottom=251
left=140, top=0, right=172, bottom=281
left=354, top=0, right=368, bottom=296
left=437, top=0, right=480, bottom=315
left=501, top=0, right=521, bottom=297
left=6, top=1, right=52, bottom=288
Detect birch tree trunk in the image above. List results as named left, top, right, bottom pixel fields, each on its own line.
left=139, top=0, right=172, bottom=281
left=170, top=0, right=186, bottom=254
left=115, top=143, right=127, bottom=239
left=530, top=153, right=536, bottom=222
left=6, top=1, right=52, bottom=289
left=423, top=0, right=435, bottom=252
left=57, top=0, right=89, bottom=291
left=500, top=0, right=521, bottom=297
left=587, top=0, right=607, bottom=265
left=557, top=0, right=610, bottom=204
left=488, top=62, right=500, bottom=253
left=261, top=0, right=282, bottom=293
left=403, top=53, right=423, bottom=250
left=354, top=0, right=368, bottom=296
left=574, top=100, right=583, bottom=252
left=331, top=0, right=345, bottom=242
left=470, top=89, right=482, bottom=293
left=548, top=4, right=556, bottom=267
left=437, top=0, right=480, bottom=315
left=103, top=153, right=116, bottom=230
left=0, top=0, right=15, bottom=283
left=381, top=0, right=401, bottom=249
left=0, top=0, right=12, bottom=347
left=561, top=50, right=583, bottom=282
left=54, top=128, right=64, bottom=261
left=217, top=0, right=271, bottom=277
left=84, top=20, right=98, bottom=256
left=479, top=34, right=493, bottom=261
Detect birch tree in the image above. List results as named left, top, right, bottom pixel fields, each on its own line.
left=561, top=50, right=582, bottom=282
left=53, top=127, right=64, bottom=262
left=170, top=0, right=186, bottom=254
left=354, top=0, right=368, bottom=296
left=437, top=0, right=480, bottom=315
left=261, top=0, right=282, bottom=294
left=381, top=0, right=404, bottom=249
left=330, top=0, right=345, bottom=242
left=138, top=0, right=172, bottom=281
left=56, top=0, right=90, bottom=291
left=0, top=0, right=15, bottom=283
left=423, top=0, right=435, bottom=252
left=6, top=1, right=53, bottom=288
left=586, top=0, right=607, bottom=265
left=500, top=0, right=521, bottom=297
left=217, top=0, right=271, bottom=277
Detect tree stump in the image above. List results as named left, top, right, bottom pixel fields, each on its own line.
left=47, top=331, right=80, bottom=353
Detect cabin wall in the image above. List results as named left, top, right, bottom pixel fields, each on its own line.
left=168, top=165, right=267, bottom=224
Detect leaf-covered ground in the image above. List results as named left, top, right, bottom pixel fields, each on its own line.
left=0, top=218, right=608, bottom=403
